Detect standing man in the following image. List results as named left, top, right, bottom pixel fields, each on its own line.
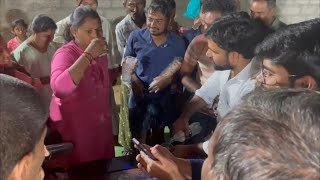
left=250, top=0, right=286, bottom=30
left=124, top=0, right=186, bottom=145
left=116, top=0, right=146, bottom=56
left=184, top=0, right=239, bottom=44
left=115, top=0, right=146, bottom=152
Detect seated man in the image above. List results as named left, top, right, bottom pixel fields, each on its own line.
left=136, top=88, right=320, bottom=180
left=250, top=0, right=286, bottom=30
left=0, top=74, right=49, bottom=180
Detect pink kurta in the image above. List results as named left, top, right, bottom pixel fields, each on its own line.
left=49, top=41, right=114, bottom=166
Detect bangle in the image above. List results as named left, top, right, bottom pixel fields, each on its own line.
left=83, top=51, right=94, bottom=60
left=83, top=53, right=93, bottom=63
left=83, top=54, right=92, bottom=63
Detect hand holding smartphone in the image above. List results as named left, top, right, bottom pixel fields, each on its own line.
left=132, top=138, right=158, bottom=161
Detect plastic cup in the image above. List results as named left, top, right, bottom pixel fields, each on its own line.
left=122, top=56, right=137, bottom=85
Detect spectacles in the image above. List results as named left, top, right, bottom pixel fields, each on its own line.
left=260, top=64, right=297, bottom=86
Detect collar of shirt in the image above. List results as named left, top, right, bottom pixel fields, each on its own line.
left=270, top=16, right=286, bottom=30
left=217, top=62, right=255, bottom=118
left=141, top=28, right=175, bottom=47
left=228, top=62, right=253, bottom=82
left=124, top=14, right=147, bottom=29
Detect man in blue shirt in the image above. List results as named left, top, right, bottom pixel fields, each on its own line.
left=124, top=0, right=186, bottom=144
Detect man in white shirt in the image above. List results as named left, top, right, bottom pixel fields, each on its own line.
left=172, top=12, right=272, bottom=138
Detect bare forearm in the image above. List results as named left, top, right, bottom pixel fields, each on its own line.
left=180, top=95, right=207, bottom=121
left=68, top=54, right=91, bottom=85
left=181, top=75, right=201, bottom=93
left=174, top=158, right=192, bottom=179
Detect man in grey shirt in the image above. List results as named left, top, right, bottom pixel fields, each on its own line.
left=115, top=0, right=146, bottom=56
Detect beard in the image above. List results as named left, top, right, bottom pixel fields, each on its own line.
left=149, top=29, right=167, bottom=36
left=213, top=63, right=233, bottom=70
left=213, top=55, right=233, bottom=70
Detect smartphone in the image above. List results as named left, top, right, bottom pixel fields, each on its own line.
left=132, top=138, right=158, bottom=161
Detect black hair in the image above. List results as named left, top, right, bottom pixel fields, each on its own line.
left=70, top=5, right=101, bottom=28
left=64, top=5, right=101, bottom=42
left=10, top=19, right=28, bottom=30
left=255, top=18, right=320, bottom=85
left=201, top=0, right=237, bottom=15
left=148, top=0, right=171, bottom=19
left=212, top=88, right=320, bottom=179
left=243, top=88, right=320, bottom=148
left=30, top=14, right=57, bottom=33
left=205, top=12, right=273, bottom=60
left=0, top=74, right=47, bottom=179
left=163, top=0, right=176, bottom=15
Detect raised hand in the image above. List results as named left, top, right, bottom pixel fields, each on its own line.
left=84, top=38, right=108, bottom=59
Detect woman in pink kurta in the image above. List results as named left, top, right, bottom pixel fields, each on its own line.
left=49, top=5, right=114, bottom=166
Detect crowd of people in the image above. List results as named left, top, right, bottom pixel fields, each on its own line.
left=0, top=0, right=319, bottom=179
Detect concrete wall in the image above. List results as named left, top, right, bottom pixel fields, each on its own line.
left=0, top=0, right=197, bottom=41
left=1, top=0, right=319, bottom=41
left=277, top=0, right=320, bottom=24
left=0, top=0, right=141, bottom=41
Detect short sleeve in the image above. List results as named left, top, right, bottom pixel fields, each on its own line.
left=115, top=24, right=127, bottom=57
left=195, top=71, right=222, bottom=108
left=53, top=16, right=70, bottom=44
left=13, top=49, right=32, bottom=74
left=124, top=32, right=136, bottom=57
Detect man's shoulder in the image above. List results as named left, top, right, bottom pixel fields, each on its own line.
left=56, top=16, right=71, bottom=26
left=188, top=34, right=207, bottom=50
left=191, top=34, right=207, bottom=44
left=115, top=15, right=130, bottom=30
left=131, top=28, right=146, bottom=37
left=13, top=42, right=30, bottom=54
left=100, top=16, right=111, bottom=25
left=272, top=17, right=287, bottom=31
left=169, top=32, right=186, bottom=44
